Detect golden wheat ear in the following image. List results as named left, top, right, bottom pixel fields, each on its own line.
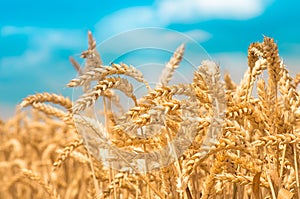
left=224, top=72, right=236, bottom=91
left=67, top=63, right=150, bottom=90
left=72, top=76, right=138, bottom=114
left=179, top=60, right=226, bottom=191
left=72, top=77, right=120, bottom=114
left=19, top=93, right=74, bottom=127
left=158, top=43, right=185, bottom=87
left=52, top=139, right=83, bottom=171
left=294, top=73, right=300, bottom=88
left=81, top=31, right=102, bottom=65
left=22, top=169, right=58, bottom=199
left=20, top=92, right=72, bottom=110
left=67, top=31, right=104, bottom=92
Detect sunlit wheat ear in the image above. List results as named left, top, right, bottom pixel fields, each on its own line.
left=29, top=102, right=67, bottom=120
left=52, top=139, right=83, bottom=171
left=81, top=31, right=103, bottom=70
left=294, top=73, right=300, bottom=88
left=111, top=76, right=137, bottom=105
left=20, top=92, right=72, bottom=110
left=278, top=62, right=299, bottom=128
left=234, top=68, right=251, bottom=104
left=67, top=63, right=150, bottom=90
left=202, top=152, right=227, bottom=198
left=67, top=31, right=103, bottom=91
left=262, top=37, right=282, bottom=117
left=140, top=83, right=196, bottom=105
left=178, top=60, right=226, bottom=191
left=263, top=37, right=282, bottom=84
left=196, top=60, right=226, bottom=150
left=225, top=152, right=262, bottom=173
left=192, top=64, right=212, bottom=110
left=248, top=42, right=263, bottom=69
left=72, top=77, right=121, bottom=114
left=22, top=169, right=58, bottom=199
left=234, top=40, right=268, bottom=105
left=223, top=72, right=236, bottom=91
left=67, top=67, right=105, bottom=87
left=241, top=57, right=268, bottom=102
left=108, top=63, right=150, bottom=89
left=158, top=43, right=185, bottom=86
left=256, top=78, right=271, bottom=126
left=72, top=76, right=137, bottom=114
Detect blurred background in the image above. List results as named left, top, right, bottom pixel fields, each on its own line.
left=1, top=0, right=299, bottom=118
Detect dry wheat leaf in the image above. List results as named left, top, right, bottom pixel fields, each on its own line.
left=252, top=172, right=261, bottom=199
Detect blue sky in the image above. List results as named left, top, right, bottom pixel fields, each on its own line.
left=1, top=0, right=300, bottom=118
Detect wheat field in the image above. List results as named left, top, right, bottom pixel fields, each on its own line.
left=1, top=32, right=300, bottom=199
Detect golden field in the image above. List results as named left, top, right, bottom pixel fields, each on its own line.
left=1, top=32, right=300, bottom=199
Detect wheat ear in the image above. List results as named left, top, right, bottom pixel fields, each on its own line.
left=53, top=139, right=83, bottom=170
left=178, top=60, right=226, bottom=190
left=20, top=92, right=72, bottom=110
left=22, top=169, right=59, bottom=199
left=68, top=63, right=150, bottom=90
left=158, top=44, right=185, bottom=86
left=72, top=77, right=121, bottom=114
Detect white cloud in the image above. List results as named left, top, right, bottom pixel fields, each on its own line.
left=95, top=7, right=162, bottom=39
left=157, top=0, right=273, bottom=23
left=0, top=27, right=85, bottom=72
left=1, top=26, right=35, bottom=36
left=183, top=29, right=211, bottom=42
left=94, top=27, right=211, bottom=67
left=0, top=26, right=86, bottom=105
left=95, top=0, right=273, bottom=38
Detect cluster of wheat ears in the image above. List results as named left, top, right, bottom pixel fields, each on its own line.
left=1, top=32, right=300, bottom=199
